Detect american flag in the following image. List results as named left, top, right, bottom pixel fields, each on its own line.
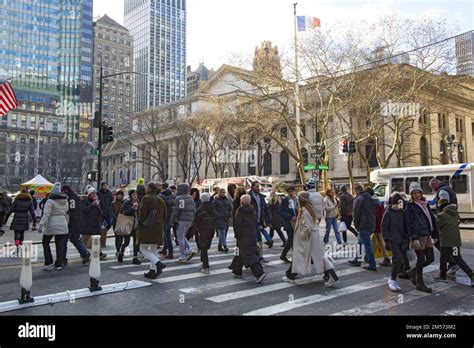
left=0, top=80, right=19, bottom=117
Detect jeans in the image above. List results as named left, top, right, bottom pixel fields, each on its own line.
left=440, top=247, right=472, bottom=278
left=281, top=223, right=294, bottom=259
left=390, top=242, right=404, bottom=280
left=140, top=244, right=159, bottom=270
left=177, top=220, right=193, bottom=259
left=324, top=218, right=342, bottom=244
left=42, top=234, right=67, bottom=267
left=163, top=222, right=173, bottom=254
left=101, top=214, right=112, bottom=230
left=258, top=227, right=272, bottom=243
left=69, top=231, right=87, bottom=257
left=358, top=229, right=376, bottom=269
left=218, top=226, right=228, bottom=247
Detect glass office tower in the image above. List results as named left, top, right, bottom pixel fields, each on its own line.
left=124, top=0, right=187, bottom=112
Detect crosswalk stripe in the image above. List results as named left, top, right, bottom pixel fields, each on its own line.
left=243, top=264, right=441, bottom=316
left=443, top=297, right=474, bottom=316
left=331, top=282, right=456, bottom=316
left=206, top=267, right=365, bottom=303
left=152, top=260, right=284, bottom=284
left=128, top=254, right=280, bottom=276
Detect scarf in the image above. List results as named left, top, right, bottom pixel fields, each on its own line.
left=415, top=200, right=434, bottom=232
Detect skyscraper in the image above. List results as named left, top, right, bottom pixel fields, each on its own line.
left=0, top=0, right=93, bottom=188
left=124, top=0, right=187, bottom=112
left=455, top=31, right=474, bottom=77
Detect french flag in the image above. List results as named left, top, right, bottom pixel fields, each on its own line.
left=297, top=16, right=321, bottom=31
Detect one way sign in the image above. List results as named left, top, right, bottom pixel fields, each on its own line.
left=87, top=171, right=97, bottom=182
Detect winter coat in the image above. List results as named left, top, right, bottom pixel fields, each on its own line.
left=82, top=199, right=102, bottom=235
left=111, top=199, right=124, bottom=227
left=5, top=193, right=35, bottom=231
left=66, top=192, right=83, bottom=236
left=339, top=192, right=354, bottom=217
left=374, top=204, right=385, bottom=234
left=323, top=196, right=339, bottom=219
left=0, top=194, right=8, bottom=214
left=194, top=201, right=217, bottom=250
left=308, top=190, right=324, bottom=220
left=405, top=201, right=439, bottom=240
left=279, top=196, right=298, bottom=232
left=232, top=197, right=242, bottom=225
left=234, top=205, right=259, bottom=258
left=39, top=194, right=69, bottom=236
left=137, top=193, right=166, bottom=245
left=249, top=190, right=272, bottom=226
left=98, top=188, right=113, bottom=216
left=436, top=204, right=462, bottom=248
left=268, top=202, right=282, bottom=230
left=122, top=199, right=140, bottom=232
left=159, top=189, right=176, bottom=224
left=136, top=185, right=146, bottom=203
left=213, top=195, right=232, bottom=229
left=353, top=192, right=376, bottom=232
left=381, top=207, right=408, bottom=245
left=292, top=207, right=334, bottom=276
left=170, top=185, right=195, bottom=224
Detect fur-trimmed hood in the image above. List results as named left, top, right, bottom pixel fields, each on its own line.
left=14, top=193, right=32, bottom=202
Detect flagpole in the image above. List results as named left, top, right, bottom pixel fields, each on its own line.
left=293, top=3, right=303, bottom=185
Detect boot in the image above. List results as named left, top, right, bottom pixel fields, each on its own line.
left=416, top=269, right=432, bottom=293
left=155, top=261, right=167, bottom=276
left=117, top=252, right=124, bottom=263
left=165, top=252, right=174, bottom=260
left=132, top=257, right=142, bottom=265
left=379, top=258, right=391, bottom=267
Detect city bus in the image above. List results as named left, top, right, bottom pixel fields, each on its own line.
left=370, top=163, right=474, bottom=221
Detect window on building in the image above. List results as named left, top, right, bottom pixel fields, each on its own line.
left=280, top=151, right=290, bottom=175
left=366, top=139, right=378, bottom=168
left=456, top=117, right=464, bottom=134
left=438, top=113, right=447, bottom=130
left=440, top=140, right=448, bottom=164
left=420, top=137, right=429, bottom=166
left=263, top=152, right=272, bottom=176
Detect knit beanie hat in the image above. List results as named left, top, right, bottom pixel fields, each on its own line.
left=409, top=182, right=422, bottom=195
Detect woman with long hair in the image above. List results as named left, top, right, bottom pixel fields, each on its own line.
left=121, top=190, right=141, bottom=265
left=268, top=190, right=286, bottom=247
left=283, top=192, right=339, bottom=287
left=323, top=188, right=342, bottom=245
left=232, top=187, right=247, bottom=225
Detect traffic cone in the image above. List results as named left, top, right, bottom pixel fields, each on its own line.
left=18, top=241, right=34, bottom=304
left=88, top=236, right=102, bottom=292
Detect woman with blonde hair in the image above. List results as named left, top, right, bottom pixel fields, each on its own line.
left=283, top=191, right=339, bottom=287
left=268, top=190, right=286, bottom=247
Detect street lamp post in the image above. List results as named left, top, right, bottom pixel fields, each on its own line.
left=95, top=67, right=141, bottom=191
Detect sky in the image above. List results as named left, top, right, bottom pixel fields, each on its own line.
left=93, top=0, right=474, bottom=71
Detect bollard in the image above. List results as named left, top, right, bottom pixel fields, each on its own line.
left=88, top=236, right=102, bottom=292
left=18, top=241, right=34, bottom=304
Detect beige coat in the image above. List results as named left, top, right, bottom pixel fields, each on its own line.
left=292, top=207, right=334, bottom=276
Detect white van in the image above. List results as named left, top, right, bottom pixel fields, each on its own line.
left=371, top=163, right=474, bottom=220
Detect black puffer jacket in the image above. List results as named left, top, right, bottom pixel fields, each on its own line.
left=82, top=199, right=102, bottom=235
left=405, top=201, right=439, bottom=240
left=194, top=201, right=217, bottom=250
left=159, top=188, right=176, bottom=224
left=381, top=207, right=408, bottom=244
left=66, top=192, right=83, bottom=236
left=5, top=193, right=35, bottom=231
left=214, top=195, right=232, bottom=229
left=234, top=204, right=258, bottom=256
left=98, top=188, right=113, bottom=216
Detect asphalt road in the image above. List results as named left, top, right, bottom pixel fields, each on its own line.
left=0, top=226, right=473, bottom=316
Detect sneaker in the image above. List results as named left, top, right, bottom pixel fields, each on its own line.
left=267, top=240, right=274, bottom=249
left=232, top=272, right=243, bottom=279
left=282, top=276, right=295, bottom=284
left=363, top=266, right=377, bottom=272
left=256, top=273, right=266, bottom=283
left=176, top=258, right=189, bottom=264
left=324, top=277, right=338, bottom=288
left=416, top=284, right=433, bottom=293
left=82, top=252, right=91, bottom=265
left=434, top=276, right=448, bottom=283
left=99, top=253, right=107, bottom=261
left=388, top=279, right=399, bottom=292
left=379, top=258, right=391, bottom=267
left=349, top=259, right=362, bottom=267
left=54, top=266, right=63, bottom=271
left=144, top=270, right=158, bottom=280
left=394, top=281, right=402, bottom=291
left=218, top=245, right=224, bottom=252
left=200, top=268, right=210, bottom=275
left=186, top=250, right=197, bottom=261
left=43, top=264, right=54, bottom=271
left=447, top=265, right=460, bottom=276
left=132, top=258, right=142, bottom=265
left=155, top=261, right=166, bottom=277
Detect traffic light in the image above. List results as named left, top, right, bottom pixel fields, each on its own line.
left=87, top=171, right=97, bottom=182
left=342, top=140, right=349, bottom=153
left=102, top=124, right=114, bottom=144
left=349, top=140, right=356, bottom=154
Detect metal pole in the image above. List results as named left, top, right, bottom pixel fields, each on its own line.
left=293, top=3, right=301, bottom=150
left=97, top=66, right=103, bottom=191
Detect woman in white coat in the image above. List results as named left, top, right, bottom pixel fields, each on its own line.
left=283, top=191, right=339, bottom=287
left=39, top=182, right=69, bottom=271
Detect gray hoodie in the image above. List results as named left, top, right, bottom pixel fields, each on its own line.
left=170, top=184, right=196, bottom=224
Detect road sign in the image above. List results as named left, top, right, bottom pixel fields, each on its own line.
left=310, top=153, right=319, bottom=159
left=89, top=148, right=99, bottom=156
left=87, top=171, right=97, bottom=182
left=304, top=164, right=316, bottom=171
left=318, top=164, right=329, bottom=171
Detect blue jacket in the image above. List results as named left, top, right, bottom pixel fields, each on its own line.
left=249, top=190, right=272, bottom=226
left=278, top=196, right=297, bottom=222
left=353, top=192, right=376, bottom=231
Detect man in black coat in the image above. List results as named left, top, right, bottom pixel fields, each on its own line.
left=62, top=185, right=90, bottom=264
left=230, top=194, right=266, bottom=283
left=249, top=181, right=273, bottom=252
left=214, top=188, right=232, bottom=252
left=82, top=187, right=106, bottom=260
left=159, top=183, right=176, bottom=259
left=98, top=182, right=113, bottom=230
left=194, top=193, right=217, bottom=274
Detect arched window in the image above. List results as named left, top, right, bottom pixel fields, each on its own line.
left=263, top=152, right=272, bottom=176
left=365, top=139, right=378, bottom=168
left=280, top=151, right=289, bottom=175
left=420, top=137, right=429, bottom=166
left=440, top=140, right=448, bottom=164
left=248, top=153, right=256, bottom=175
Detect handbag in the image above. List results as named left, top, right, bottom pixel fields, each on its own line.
left=338, top=221, right=347, bottom=233
left=115, top=213, right=134, bottom=236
